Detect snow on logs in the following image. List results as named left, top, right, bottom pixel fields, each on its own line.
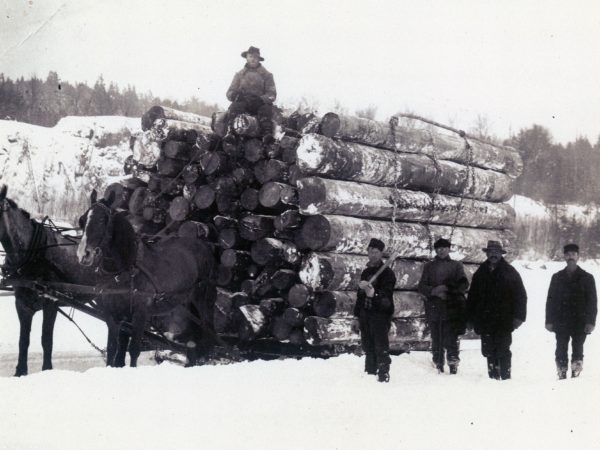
left=318, top=113, right=523, bottom=178
left=119, top=105, right=521, bottom=352
left=296, top=133, right=513, bottom=202
left=297, top=177, right=514, bottom=229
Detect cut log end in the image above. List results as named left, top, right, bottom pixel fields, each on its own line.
left=319, top=112, right=341, bottom=138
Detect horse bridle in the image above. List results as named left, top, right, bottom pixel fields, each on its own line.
left=0, top=199, right=47, bottom=276
left=83, top=201, right=115, bottom=260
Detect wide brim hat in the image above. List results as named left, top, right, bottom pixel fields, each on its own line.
left=241, top=46, right=264, bottom=61
left=481, top=240, right=507, bottom=254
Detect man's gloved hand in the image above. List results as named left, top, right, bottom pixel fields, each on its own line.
left=545, top=323, right=554, bottom=332
left=358, top=280, right=375, bottom=298
left=513, top=318, right=524, bottom=330
left=244, top=94, right=263, bottom=111
left=431, top=285, right=448, bottom=300
left=585, top=323, right=595, bottom=334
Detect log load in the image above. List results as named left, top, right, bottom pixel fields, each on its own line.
left=141, top=105, right=212, bottom=131
left=318, top=113, right=523, bottom=177
left=296, top=134, right=513, bottom=202
left=122, top=105, right=521, bottom=354
left=300, top=214, right=515, bottom=263
left=297, top=177, right=515, bottom=229
left=298, top=252, right=477, bottom=291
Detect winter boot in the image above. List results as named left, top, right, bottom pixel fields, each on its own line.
left=487, top=358, right=499, bottom=379
left=364, top=353, right=377, bottom=375
left=448, top=362, right=458, bottom=375
left=377, top=363, right=390, bottom=382
left=571, top=360, right=583, bottom=378
left=556, top=362, right=568, bottom=380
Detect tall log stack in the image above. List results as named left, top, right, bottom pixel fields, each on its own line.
left=115, top=105, right=522, bottom=354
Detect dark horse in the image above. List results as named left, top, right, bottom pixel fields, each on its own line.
left=77, top=190, right=218, bottom=367
left=0, top=185, right=97, bottom=376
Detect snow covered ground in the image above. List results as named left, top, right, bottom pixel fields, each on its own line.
left=1, top=260, right=600, bottom=449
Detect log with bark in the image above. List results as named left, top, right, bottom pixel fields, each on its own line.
left=238, top=214, right=275, bottom=241
left=318, top=113, right=523, bottom=177
left=296, top=134, right=513, bottom=202
left=178, top=220, right=212, bottom=240
left=237, top=304, right=268, bottom=341
left=297, top=177, right=515, bottom=229
left=250, top=237, right=301, bottom=266
left=141, top=105, right=212, bottom=131
left=299, top=252, right=477, bottom=291
left=287, top=283, right=314, bottom=308
left=168, top=196, right=190, bottom=221
left=300, top=214, right=516, bottom=263
left=274, top=209, right=303, bottom=231
left=314, top=291, right=426, bottom=318
left=132, top=131, right=162, bottom=166
left=303, top=316, right=428, bottom=345
left=258, top=182, right=298, bottom=209
left=149, top=118, right=211, bottom=143
left=254, top=159, right=289, bottom=184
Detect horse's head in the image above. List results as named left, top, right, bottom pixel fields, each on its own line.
left=0, top=185, right=33, bottom=247
left=77, top=189, right=116, bottom=267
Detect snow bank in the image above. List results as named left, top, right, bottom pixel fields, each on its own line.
left=0, top=116, right=140, bottom=224
left=509, top=195, right=600, bottom=260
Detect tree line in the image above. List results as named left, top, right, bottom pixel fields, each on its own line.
left=0, top=72, right=219, bottom=128
left=506, top=125, right=600, bottom=205
left=2, top=72, right=600, bottom=206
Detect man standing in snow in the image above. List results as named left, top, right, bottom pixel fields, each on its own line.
left=466, top=241, right=527, bottom=380
left=545, top=243, right=597, bottom=379
left=225, top=46, right=277, bottom=145
left=418, top=238, right=469, bottom=374
left=354, top=238, right=396, bottom=382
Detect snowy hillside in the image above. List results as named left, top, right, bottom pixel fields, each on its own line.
left=0, top=116, right=139, bottom=223
left=510, top=195, right=600, bottom=259
left=1, top=260, right=600, bottom=450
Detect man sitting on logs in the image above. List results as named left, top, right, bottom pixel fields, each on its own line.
left=225, top=46, right=277, bottom=145
left=418, top=238, right=469, bottom=374
left=354, top=238, right=396, bottom=383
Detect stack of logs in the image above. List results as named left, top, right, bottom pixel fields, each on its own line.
left=110, top=105, right=522, bottom=352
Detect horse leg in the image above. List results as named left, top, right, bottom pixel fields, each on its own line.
left=114, top=323, right=129, bottom=368
left=194, top=282, right=217, bottom=360
left=105, top=315, right=119, bottom=367
left=15, top=299, right=33, bottom=377
left=41, top=301, right=58, bottom=371
left=128, top=307, right=147, bottom=368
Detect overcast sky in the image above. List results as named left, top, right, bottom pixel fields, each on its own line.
left=1, top=0, right=599, bottom=144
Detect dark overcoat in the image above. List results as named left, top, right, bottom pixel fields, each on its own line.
left=226, top=64, right=277, bottom=104
left=418, top=256, right=469, bottom=329
left=353, top=262, right=396, bottom=319
left=546, top=266, right=597, bottom=334
left=466, top=258, right=527, bottom=335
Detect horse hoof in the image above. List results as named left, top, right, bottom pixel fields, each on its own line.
left=42, top=365, right=53, bottom=371
left=14, top=368, right=27, bottom=377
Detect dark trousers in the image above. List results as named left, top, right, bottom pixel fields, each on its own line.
left=227, top=98, right=274, bottom=135
left=555, top=331, right=586, bottom=367
left=430, top=320, right=460, bottom=367
left=481, top=332, right=512, bottom=380
left=359, top=314, right=391, bottom=375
